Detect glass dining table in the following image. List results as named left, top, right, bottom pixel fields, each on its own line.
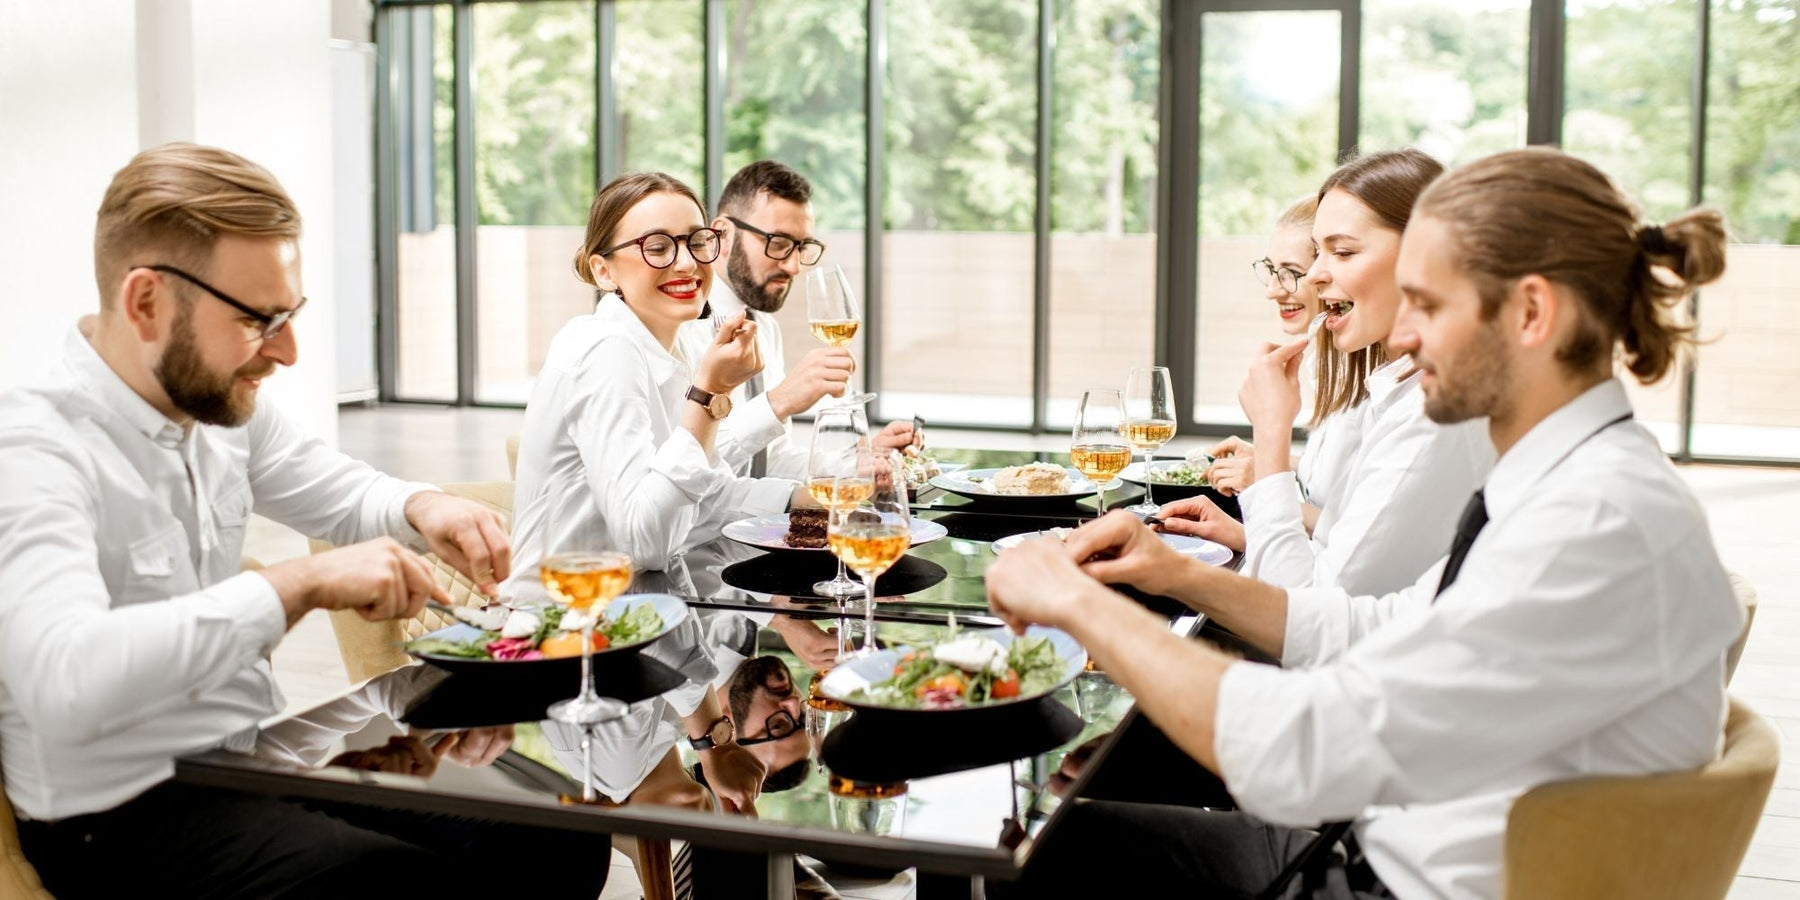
left=174, top=449, right=1234, bottom=899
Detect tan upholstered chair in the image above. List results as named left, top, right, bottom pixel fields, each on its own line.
left=1725, top=573, right=1759, bottom=685
left=505, top=434, right=520, bottom=480
left=1502, top=697, right=1778, bottom=900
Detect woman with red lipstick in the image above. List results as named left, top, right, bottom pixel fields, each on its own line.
left=1167, top=151, right=1494, bottom=598
left=505, top=172, right=804, bottom=595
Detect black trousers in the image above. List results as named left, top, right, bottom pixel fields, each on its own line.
left=987, top=800, right=1391, bottom=900
left=16, top=781, right=612, bottom=900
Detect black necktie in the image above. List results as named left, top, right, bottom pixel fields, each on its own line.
left=1435, top=489, right=1489, bottom=599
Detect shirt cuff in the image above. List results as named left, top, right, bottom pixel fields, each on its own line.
left=1281, top=586, right=1350, bottom=669
left=1214, top=661, right=1289, bottom=791
left=383, top=482, right=437, bottom=553
left=737, top=392, right=787, bottom=438
left=231, top=570, right=294, bottom=654
left=1239, top=471, right=1303, bottom=532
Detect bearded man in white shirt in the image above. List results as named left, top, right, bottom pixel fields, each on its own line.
left=0, top=144, right=609, bottom=899
left=985, top=147, right=1744, bottom=899
left=695, top=160, right=912, bottom=479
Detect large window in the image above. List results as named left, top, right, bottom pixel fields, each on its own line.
left=376, top=0, right=1800, bottom=464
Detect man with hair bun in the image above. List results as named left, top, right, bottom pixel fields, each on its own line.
left=985, top=146, right=1742, bottom=899
left=0, top=143, right=609, bottom=898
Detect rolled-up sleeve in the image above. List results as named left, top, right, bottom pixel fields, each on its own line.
left=244, top=404, right=434, bottom=551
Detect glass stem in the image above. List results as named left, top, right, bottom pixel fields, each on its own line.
left=835, top=556, right=849, bottom=585
left=580, top=724, right=595, bottom=803
left=1142, top=449, right=1155, bottom=508
left=860, top=574, right=877, bottom=654
left=578, top=619, right=597, bottom=703
left=835, top=596, right=852, bottom=661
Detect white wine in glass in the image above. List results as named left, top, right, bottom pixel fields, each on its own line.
left=827, top=448, right=909, bottom=656
left=1072, top=389, right=1130, bottom=512
left=804, top=264, right=875, bottom=405
left=1123, top=366, right=1177, bottom=514
left=807, top=406, right=870, bottom=616
left=541, top=550, right=633, bottom=802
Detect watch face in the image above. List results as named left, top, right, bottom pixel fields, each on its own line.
left=708, top=395, right=732, bottom=419
left=710, top=716, right=735, bottom=745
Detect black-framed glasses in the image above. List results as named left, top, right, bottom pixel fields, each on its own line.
left=136, top=264, right=306, bottom=341
left=598, top=229, right=723, bottom=269
left=727, top=217, right=826, bottom=266
left=736, top=709, right=800, bottom=746
left=1251, top=258, right=1308, bottom=293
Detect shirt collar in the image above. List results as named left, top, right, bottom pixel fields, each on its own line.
left=1365, top=354, right=1417, bottom=405
left=707, top=279, right=748, bottom=320
left=594, top=292, right=687, bottom=382
left=61, top=325, right=189, bottom=449
left=1482, top=378, right=1633, bottom=523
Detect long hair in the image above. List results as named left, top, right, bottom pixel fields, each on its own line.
left=572, top=172, right=707, bottom=290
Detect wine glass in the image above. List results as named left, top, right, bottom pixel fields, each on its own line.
left=540, top=551, right=633, bottom=802
left=1071, top=389, right=1130, bottom=513
left=827, top=448, right=910, bottom=656
left=804, top=264, right=876, bottom=406
left=1122, top=366, right=1177, bottom=514
left=807, top=407, right=870, bottom=659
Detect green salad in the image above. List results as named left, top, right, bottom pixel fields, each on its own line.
left=405, top=602, right=664, bottom=662
left=849, top=631, right=1067, bottom=710
left=1147, top=462, right=1209, bottom=486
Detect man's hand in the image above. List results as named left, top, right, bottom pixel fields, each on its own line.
left=872, top=420, right=914, bottom=454
left=432, top=725, right=514, bottom=767
left=404, top=491, right=511, bottom=598
left=985, top=536, right=1104, bottom=635
left=328, top=734, right=441, bottom=777
left=768, top=604, right=843, bottom=671
left=1238, top=337, right=1309, bottom=434
left=696, top=312, right=763, bottom=392
left=1062, top=510, right=1191, bottom=597
left=1155, top=496, right=1246, bottom=552
left=260, top=537, right=447, bottom=626
left=699, top=743, right=766, bottom=816
left=1205, top=452, right=1255, bottom=497
left=766, top=347, right=854, bottom=419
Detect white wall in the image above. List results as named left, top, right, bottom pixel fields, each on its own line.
left=0, top=0, right=343, bottom=446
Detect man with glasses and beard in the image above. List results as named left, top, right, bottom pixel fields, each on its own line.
left=689, top=160, right=912, bottom=479
left=716, top=655, right=812, bottom=792
left=0, top=143, right=609, bottom=899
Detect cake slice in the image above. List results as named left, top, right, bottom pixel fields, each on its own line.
left=783, top=507, right=829, bottom=548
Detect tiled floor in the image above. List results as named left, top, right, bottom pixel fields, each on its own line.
left=253, top=404, right=1800, bottom=899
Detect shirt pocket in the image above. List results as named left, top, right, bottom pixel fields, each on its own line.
left=210, top=482, right=253, bottom=560
left=120, top=525, right=193, bottom=605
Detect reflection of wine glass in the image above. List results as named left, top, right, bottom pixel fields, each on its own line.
left=1122, top=366, right=1177, bottom=514
left=804, top=265, right=876, bottom=406
left=828, top=448, right=909, bottom=656
left=541, top=551, right=632, bottom=802
left=1071, top=390, right=1130, bottom=513
left=827, top=773, right=909, bottom=835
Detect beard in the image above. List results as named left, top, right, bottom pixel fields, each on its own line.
left=154, top=310, right=270, bottom=427
left=1422, top=321, right=1513, bottom=425
left=725, top=240, right=792, bottom=313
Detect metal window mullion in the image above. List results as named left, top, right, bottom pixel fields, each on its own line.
left=1526, top=0, right=1564, bottom=146
left=1678, top=0, right=1711, bottom=461
left=1031, top=0, right=1053, bottom=434
left=1156, top=0, right=1201, bottom=434
left=597, top=1, right=619, bottom=185
left=376, top=8, right=400, bottom=401
left=453, top=1, right=477, bottom=405
left=865, top=0, right=885, bottom=421
left=704, top=0, right=725, bottom=210
left=1338, top=0, right=1359, bottom=161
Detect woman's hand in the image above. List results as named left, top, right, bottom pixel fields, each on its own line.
left=696, top=312, right=763, bottom=391
left=1154, top=496, right=1245, bottom=552
left=1204, top=455, right=1255, bottom=497
left=1238, top=338, right=1309, bottom=434
left=1206, top=435, right=1250, bottom=459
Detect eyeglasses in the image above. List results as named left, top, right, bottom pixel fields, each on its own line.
left=1251, top=258, right=1308, bottom=294
left=598, top=229, right=723, bottom=269
left=136, top=264, right=307, bottom=341
left=736, top=708, right=800, bottom=747
left=727, top=217, right=826, bottom=266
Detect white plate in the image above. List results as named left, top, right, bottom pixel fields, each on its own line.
left=927, top=465, right=1099, bottom=501
left=404, top=592, right=689, bottom=670
left=992, top=529, right=1233, bottom=566
left=721, top=513, right=949, bottom=552
left=817, top=625, right=1086, bottom=713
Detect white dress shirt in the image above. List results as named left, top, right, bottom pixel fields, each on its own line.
left=507, top=294, right=793, bottom=595
left=0, top=328, right=433, bottom=820
left=1213, top=379, right=1742, bottom=900
left=1239, top=356, right=1495, bottom=597
left=677, top=280, right=810, bottom=480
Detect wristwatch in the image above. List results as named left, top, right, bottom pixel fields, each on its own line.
left=686, top=385, right=732, bottom=420
left=688, top=714, right=735, bottom=751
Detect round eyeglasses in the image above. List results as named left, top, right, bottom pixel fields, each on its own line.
left=1251, top=258, right=1307, bottom=294
left=599, top=228, right=724, bottom=269
left=727, top=216, right=827, bottom=266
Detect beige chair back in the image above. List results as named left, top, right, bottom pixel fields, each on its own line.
left=1502, top=697, right=1778, bottom=900
left=505, top=434, right=520, bottom=481
left=321, top=481, right=514, bottom=683
left=1725, top=573, right=1759, bottom=684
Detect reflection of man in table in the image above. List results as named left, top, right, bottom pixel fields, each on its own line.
left=689, top=160, right=912, bottom=479
left=984, top=149, right=1742, bottom=899
left=0, top=143, right=608, bottom=899
left=720, top=655, right=813, bottom=792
